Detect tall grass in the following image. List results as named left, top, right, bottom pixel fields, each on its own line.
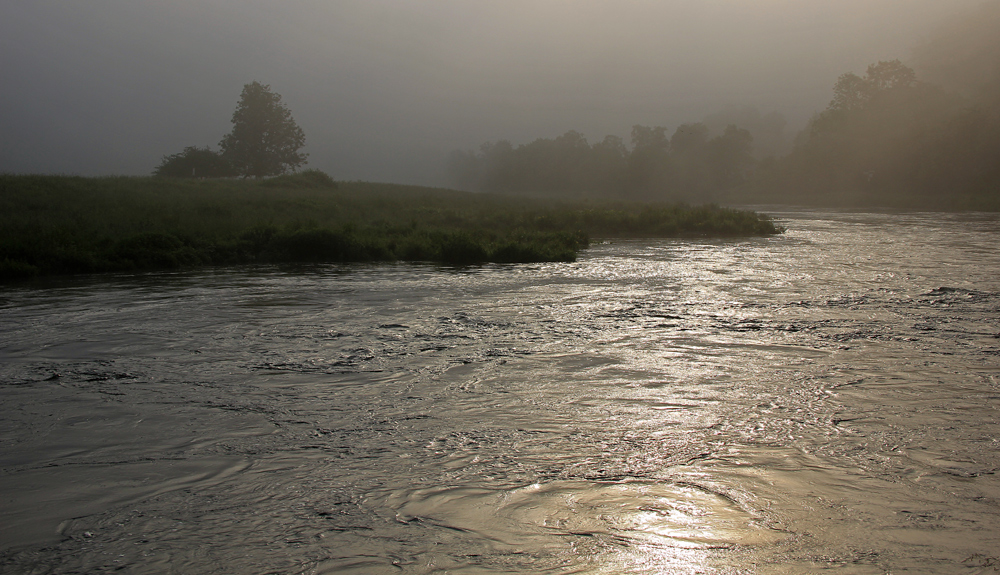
left=0, top=171, right=782, bottom=279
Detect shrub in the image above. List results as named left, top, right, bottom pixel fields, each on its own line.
left=153, top=146, right=236, bottom=178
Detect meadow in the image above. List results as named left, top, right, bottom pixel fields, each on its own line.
left=0, top=170, right=782, bottom=280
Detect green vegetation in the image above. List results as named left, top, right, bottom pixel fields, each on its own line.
left=0, top=171, right=781, bottom=280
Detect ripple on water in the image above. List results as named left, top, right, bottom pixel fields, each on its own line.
left=1, top=456, right=251, bottom=549
left=375, top=478, right=784, bottom=572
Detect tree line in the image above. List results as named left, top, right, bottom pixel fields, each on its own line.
left=447, top=122, right=755, bottom=203
left=448, top=59, right=1000, bottom=209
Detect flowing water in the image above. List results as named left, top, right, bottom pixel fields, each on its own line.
left=1, top=210, right=998, bottom=574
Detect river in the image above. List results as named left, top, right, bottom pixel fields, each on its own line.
left=1, top=210, right=998, bottom=574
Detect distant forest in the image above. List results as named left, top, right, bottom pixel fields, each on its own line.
left=447, top=6, right=1000, bottom=210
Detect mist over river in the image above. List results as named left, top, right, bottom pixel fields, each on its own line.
left=2, top=210, right=998, bottom=574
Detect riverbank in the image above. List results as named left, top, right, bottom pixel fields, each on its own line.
left=0, top=171, right=782, bottom=280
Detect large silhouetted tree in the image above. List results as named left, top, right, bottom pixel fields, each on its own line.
left=219, top=81, right=307, bottom=177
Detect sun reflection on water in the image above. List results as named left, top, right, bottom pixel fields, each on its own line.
left=574, top=480, right=781, bottom=573
left=387, top=477, right=778, bottom=574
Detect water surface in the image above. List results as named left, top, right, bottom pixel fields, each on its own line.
left=2, top=210, right=998, bottom=573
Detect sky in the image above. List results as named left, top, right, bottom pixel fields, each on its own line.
left=0, top=0, right=987, bottom=186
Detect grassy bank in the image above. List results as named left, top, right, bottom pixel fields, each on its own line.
left=0, top=171, right=782, bottom=280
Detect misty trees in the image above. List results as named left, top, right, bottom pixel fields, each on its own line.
left=829, top=72, right=871, bottom=113
left=154, top=81, right=307, bottom=179
left=753, top=59, right=1000, bottom=207
left=771, top=60, right=935, bottom=202
left=447, top=55, right=999, bottom=208
left=627, top=125, right=671, bottom=194
left=447, top=123, right=755, bottom=202
left=703, top=108, right=790, bottom=158
left=589, top=135, right=629, bottom=193
left=153, top=146, right=236, bottom=178
left=220, top=81, right=308, bottom=177
left=706, top=125, right=754, bottom=190
left=829, top=60, right=917, bottom=113
left=864, top=60, right=917, bottom=92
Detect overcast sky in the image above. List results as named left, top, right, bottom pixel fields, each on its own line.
left=0, top=1, right=986, bottom=186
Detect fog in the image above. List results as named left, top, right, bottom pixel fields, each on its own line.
left=0, top=0, right=987, bottom=186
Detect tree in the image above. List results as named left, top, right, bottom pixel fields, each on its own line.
left=706, top=125, right=754, bottom=189
left=627, top=125, right=671, bottom=196
left=829, top=60, right=917, bottom=112
left=153, top=146, right=235, bottom=178
left=667, top=123, right=710, bottom=198
left=668, top=123, right=709, bottom=154
left=864, top=60, right=916, bottom=92
left=830, top=72, right=870, bottom=112
left=219, top=81, right=307, bottom=177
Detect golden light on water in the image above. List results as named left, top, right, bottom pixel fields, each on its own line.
left=577, top=480, right=783, bottom=573
left=386, top=476, right=777, bottom=573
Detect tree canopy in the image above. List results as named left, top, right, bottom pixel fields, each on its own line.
left=219, top=81, right=308, bottom=177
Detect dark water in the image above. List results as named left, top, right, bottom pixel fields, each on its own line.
left=1, top=211, right=998, bottom=574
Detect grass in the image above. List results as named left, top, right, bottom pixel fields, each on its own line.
left=0, top=170, right=783, bottom=280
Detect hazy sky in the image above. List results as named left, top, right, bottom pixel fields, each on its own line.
left=0, top=1, right=986, bottom=185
